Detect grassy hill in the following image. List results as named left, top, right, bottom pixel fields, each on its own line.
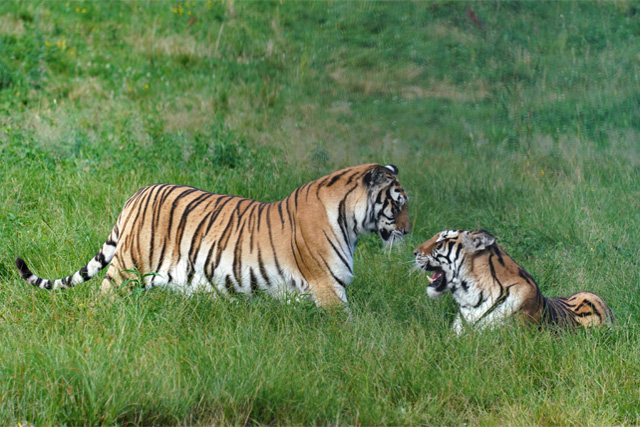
left=1, top=1, right=640, bottom=424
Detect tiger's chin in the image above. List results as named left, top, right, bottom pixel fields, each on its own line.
left=380, top=229, right=407, bottom=248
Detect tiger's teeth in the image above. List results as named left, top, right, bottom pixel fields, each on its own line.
left=427, top=275, right=434, bottom=284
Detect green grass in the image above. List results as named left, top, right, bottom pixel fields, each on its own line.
left=1, top=1, right=640, bottom=424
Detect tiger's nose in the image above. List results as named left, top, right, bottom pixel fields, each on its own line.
left=413, top=249, right=419, bottom=256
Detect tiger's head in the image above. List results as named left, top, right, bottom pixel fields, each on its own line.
left=362, top=164, right=411, bottom=246
left=414, top=229, right=495, bottom=298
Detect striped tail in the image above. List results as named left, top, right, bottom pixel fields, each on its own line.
left=15, top=229, right=118, bottom=290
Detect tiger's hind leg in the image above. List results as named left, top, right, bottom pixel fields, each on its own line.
left=100, top=255, right=136, bottom=294
left=567, top=291, right=615, bottom=327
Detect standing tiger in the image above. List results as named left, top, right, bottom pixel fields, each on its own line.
left=15, top=164, right=410, bottom=307
left=414, top=229, right=614, bottom=334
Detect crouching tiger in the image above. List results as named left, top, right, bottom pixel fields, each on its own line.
left=15, top=164, right=410, bottom=307
left=414, top=230, right=614, bottom=334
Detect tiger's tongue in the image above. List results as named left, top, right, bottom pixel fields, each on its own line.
left=428, top=271, right=442, bottom=284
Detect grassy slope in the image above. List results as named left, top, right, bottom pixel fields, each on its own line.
left=1, top=1, right=640, bottom=424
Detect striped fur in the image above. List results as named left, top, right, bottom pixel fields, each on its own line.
left=15, top=164, right=410, bottom=307
left=414, top=230, right=614, bottom=334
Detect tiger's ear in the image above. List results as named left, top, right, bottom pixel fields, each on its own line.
left=364, top=165, right=393, bottom=187
left=385, top=164, right=398, bottom=175
left=462, top=230, right=495, bottom=253
left=364, top=165, right=398, bottom=187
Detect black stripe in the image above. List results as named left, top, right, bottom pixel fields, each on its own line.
left=277, top=201, right=285, bottom=228
left=214, top=216, right=236, bottom=271
left=286, top=197, right=311, bottom=279
left=290, top=239, right=308, bottom=283
left=454, top=243, right=462, bottom=263
left=166, top=188, right=199, bottom=239
left=337, top=199, right=350, bottom=247
left=232, top=228, right=245, bottom=286
left=204, top=195, right=235, bottom=234
left=473, top=291, right=485, bottom=308
left=488, top=255, right=502, bottom=288
left=518, top=267, right=536, bottom=286
left=95, top=251, right=107, bottom=266
left=224, top=275, right=235, bottom=294
left=492, top=245, right=505, bottom=266
left=345, top=171, right=359, bottom=185
left=174, top=192, right=214, bottom=262
left=326, top=170, right=349, bottom=187
left=249, top=268, right=259, bottom=292
left=201, top=197, right=236, bottom=279
left=323, top=231, right=351, bottom=272
left=186, top=258, right=195, bottom=285
left=247, top=203, right=259, bottom=253
left=79, top=266, right=91, bottom=281
left=257, top=248, right=271, bottom=287
left=266, top=205, right=285, bottom=278
left=139, top=185, right=160, bottom=267
left=294, top=186, right=301, bottom=209
left=582, top=300, right=603, bottom=320
left=305, top=181, right=313, bottom=201
left=352, top=213, right=359, bottom=236
left=187, top=209, right=215, bottom=270
left=256, top=202, right=266, bottom=232
left=214, top=202, right=244, bottom=267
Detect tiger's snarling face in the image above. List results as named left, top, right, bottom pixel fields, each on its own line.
left=414, top=229, right=493, bottom=299
left=414, top=229, right=614, bottom=334
left=362, top=164, right=411, bottom=246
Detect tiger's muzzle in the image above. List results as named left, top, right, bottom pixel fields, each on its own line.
left=415, top=252, right=448, bottom=298
left=380, top=203, right=411, bottom=245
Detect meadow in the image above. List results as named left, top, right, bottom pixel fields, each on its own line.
left=1, top=1, right=640, bottom=424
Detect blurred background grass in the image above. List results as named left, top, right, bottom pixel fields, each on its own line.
left=1, top=1, right=640, bottom=424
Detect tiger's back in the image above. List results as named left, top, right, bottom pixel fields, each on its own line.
left=16, top=164, right=410, bottom=307
left=107, top=182, right=345, bottom=298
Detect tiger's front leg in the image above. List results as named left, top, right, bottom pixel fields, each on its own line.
left=453, top=304, right=516, bottom=335
left=308, top=278, right=349, bottom=308
left=452, top=314, right=466, bottom=336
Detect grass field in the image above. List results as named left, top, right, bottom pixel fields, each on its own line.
left=1, top=1, right=640, bottom=424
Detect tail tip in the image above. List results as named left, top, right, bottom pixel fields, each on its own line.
left=15, top=257, right=31, bottom=278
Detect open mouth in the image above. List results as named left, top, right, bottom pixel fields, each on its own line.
left=423, top=267, right=445, bottom=290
